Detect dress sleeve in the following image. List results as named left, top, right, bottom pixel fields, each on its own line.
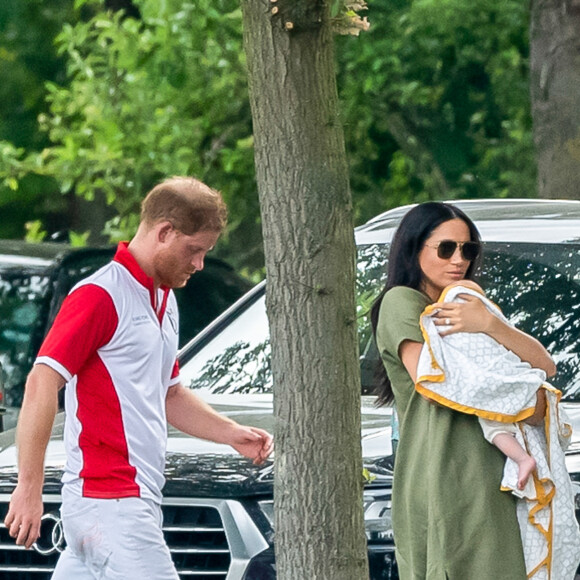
left=376, top=286, right=426, bottom=361
left=36, top=284, right=118, bottom=381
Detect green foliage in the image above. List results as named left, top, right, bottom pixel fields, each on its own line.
left=3, top=0, right=260, bottom=269
left=0, top=0, right=75, bottom=149
left=337, top=0, right=535, bottom=223
left=332, top=1, right=370, bottom=36
left=24, top=220, right=47, bottom=242
left=0, top=142, right=27, bottom=191
left=0, top=0, right=78, bottom=237
left=0, top=0, right=535, bottom=276
left=69, top=229, right=90, bottom=246
left=362, top=467, right=376, bottom=483
left=48, top=0, right=250, bottom=198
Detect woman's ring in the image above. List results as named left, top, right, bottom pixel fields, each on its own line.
left=445, top=318, right=450, bottom=325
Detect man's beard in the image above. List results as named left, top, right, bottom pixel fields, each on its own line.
left=152, top=251, right=193, bottom=289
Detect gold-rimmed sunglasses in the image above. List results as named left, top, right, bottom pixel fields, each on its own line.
left=423, top=240, right=481, bottom=261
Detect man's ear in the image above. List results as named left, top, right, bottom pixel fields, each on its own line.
left=156, top=221, right=174, bottom=243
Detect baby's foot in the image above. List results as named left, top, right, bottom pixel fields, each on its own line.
left=517, top=455, right=536, bottom=490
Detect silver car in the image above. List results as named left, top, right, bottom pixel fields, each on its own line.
left=1, top=198, right=580, bottom=579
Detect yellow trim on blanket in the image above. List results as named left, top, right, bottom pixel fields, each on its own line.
left=414, top=381, right=537, bottom=422
left=420, top=284, right=501, bottom=361
left=521, top=393, right=562, bottom=580
left=419, top=285, right=565, bottom=580
left=418, top=313, right=443, bottom=375
left=416, top=286, right=558, bottom=424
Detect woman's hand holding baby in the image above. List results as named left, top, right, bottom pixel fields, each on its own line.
left=433, top=293, right=494, bottom=336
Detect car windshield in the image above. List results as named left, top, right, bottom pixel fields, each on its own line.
left=0, top=268, right=51, bottom=408
left=180, top=241, right=580, bottom=402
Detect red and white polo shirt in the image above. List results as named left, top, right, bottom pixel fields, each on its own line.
left=36, top=242, right=180, bottom=503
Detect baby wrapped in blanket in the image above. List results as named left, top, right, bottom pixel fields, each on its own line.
left=416, top=282, right=580, bottom=580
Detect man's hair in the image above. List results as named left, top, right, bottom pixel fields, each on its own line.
left=141, top=177, right=227, bottom=235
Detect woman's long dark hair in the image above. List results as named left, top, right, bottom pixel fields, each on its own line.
left=370, top=202, right=482, bottom=406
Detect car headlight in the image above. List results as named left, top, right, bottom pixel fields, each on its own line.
left=257, top=499, right=274, bottom=529
left=571, top=480, right=580, bottom=512
left=257, top=489, right=394, bottom=545
left=363, top=489, right=394, bottom=544
left=242, top=548, right=276, bottom=580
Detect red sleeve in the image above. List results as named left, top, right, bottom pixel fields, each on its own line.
left=37, top=284, right=118, bottom=378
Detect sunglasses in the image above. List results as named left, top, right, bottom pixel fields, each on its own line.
left=424, top=240, right=481, bottom=261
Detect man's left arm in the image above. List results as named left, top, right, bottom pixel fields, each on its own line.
left=166, top=384, right=273, bottom=465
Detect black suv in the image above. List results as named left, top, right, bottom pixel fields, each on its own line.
left=0, top=240, right=252, bottom=431
left=1, top=200, right=580, bottom=579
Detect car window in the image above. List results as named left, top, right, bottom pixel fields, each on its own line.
left=181, top=241, right=580, bottom=401
left=49, top=251, right=252, bottom=346
left=0, top=269, right=51, bottom=408
left=173, top=259, right=253, bottom=347
left=481, top=242, right=580, bottom=400
left=0, top=251, right=114, bottom=416
left=181, top=294, right=271, bottom=395
left=48, top=251, right=115, bottom=327
left=179, top=244, right=390, bottom=396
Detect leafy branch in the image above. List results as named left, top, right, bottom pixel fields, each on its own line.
left=331, top=1, right=369, bottom=36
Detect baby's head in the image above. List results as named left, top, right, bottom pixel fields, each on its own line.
left=448, top=279, right=484, bottom=294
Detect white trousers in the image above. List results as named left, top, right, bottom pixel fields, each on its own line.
left=52, top=490, right=179, bottom=580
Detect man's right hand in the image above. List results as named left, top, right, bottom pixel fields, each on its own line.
left=4, top=485, right=44, bottom=549
left=4, top=364, right=64, bottom=549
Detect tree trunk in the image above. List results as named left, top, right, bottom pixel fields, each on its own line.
left=240, top=1, right=370, bottom=579
left=530, top=0, right=580, bottom=198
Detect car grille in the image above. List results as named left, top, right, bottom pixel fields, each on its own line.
left=164, top=501, right=231, bottom=578
left=0, top=496, right=245, bottom=580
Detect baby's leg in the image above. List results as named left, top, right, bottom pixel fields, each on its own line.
left=479, top=418, right=536, bottom=491
left=491, top=432, right=536, bottom=491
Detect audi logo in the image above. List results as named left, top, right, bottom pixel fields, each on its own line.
left=32, top=512, right=65, bottom=556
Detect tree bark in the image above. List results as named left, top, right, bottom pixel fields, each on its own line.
left=240, top=1, right=370, bottom=578
left=530, top=0, right=580, bottom=198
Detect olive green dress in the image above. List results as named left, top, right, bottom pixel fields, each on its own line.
left=376, top=286, right=526, bottom=580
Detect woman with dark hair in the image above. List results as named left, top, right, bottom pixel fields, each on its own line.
left=371, top=202, right=555, bottom=579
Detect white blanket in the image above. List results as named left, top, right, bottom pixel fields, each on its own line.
left=416, top=285, right=580, bottom=580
